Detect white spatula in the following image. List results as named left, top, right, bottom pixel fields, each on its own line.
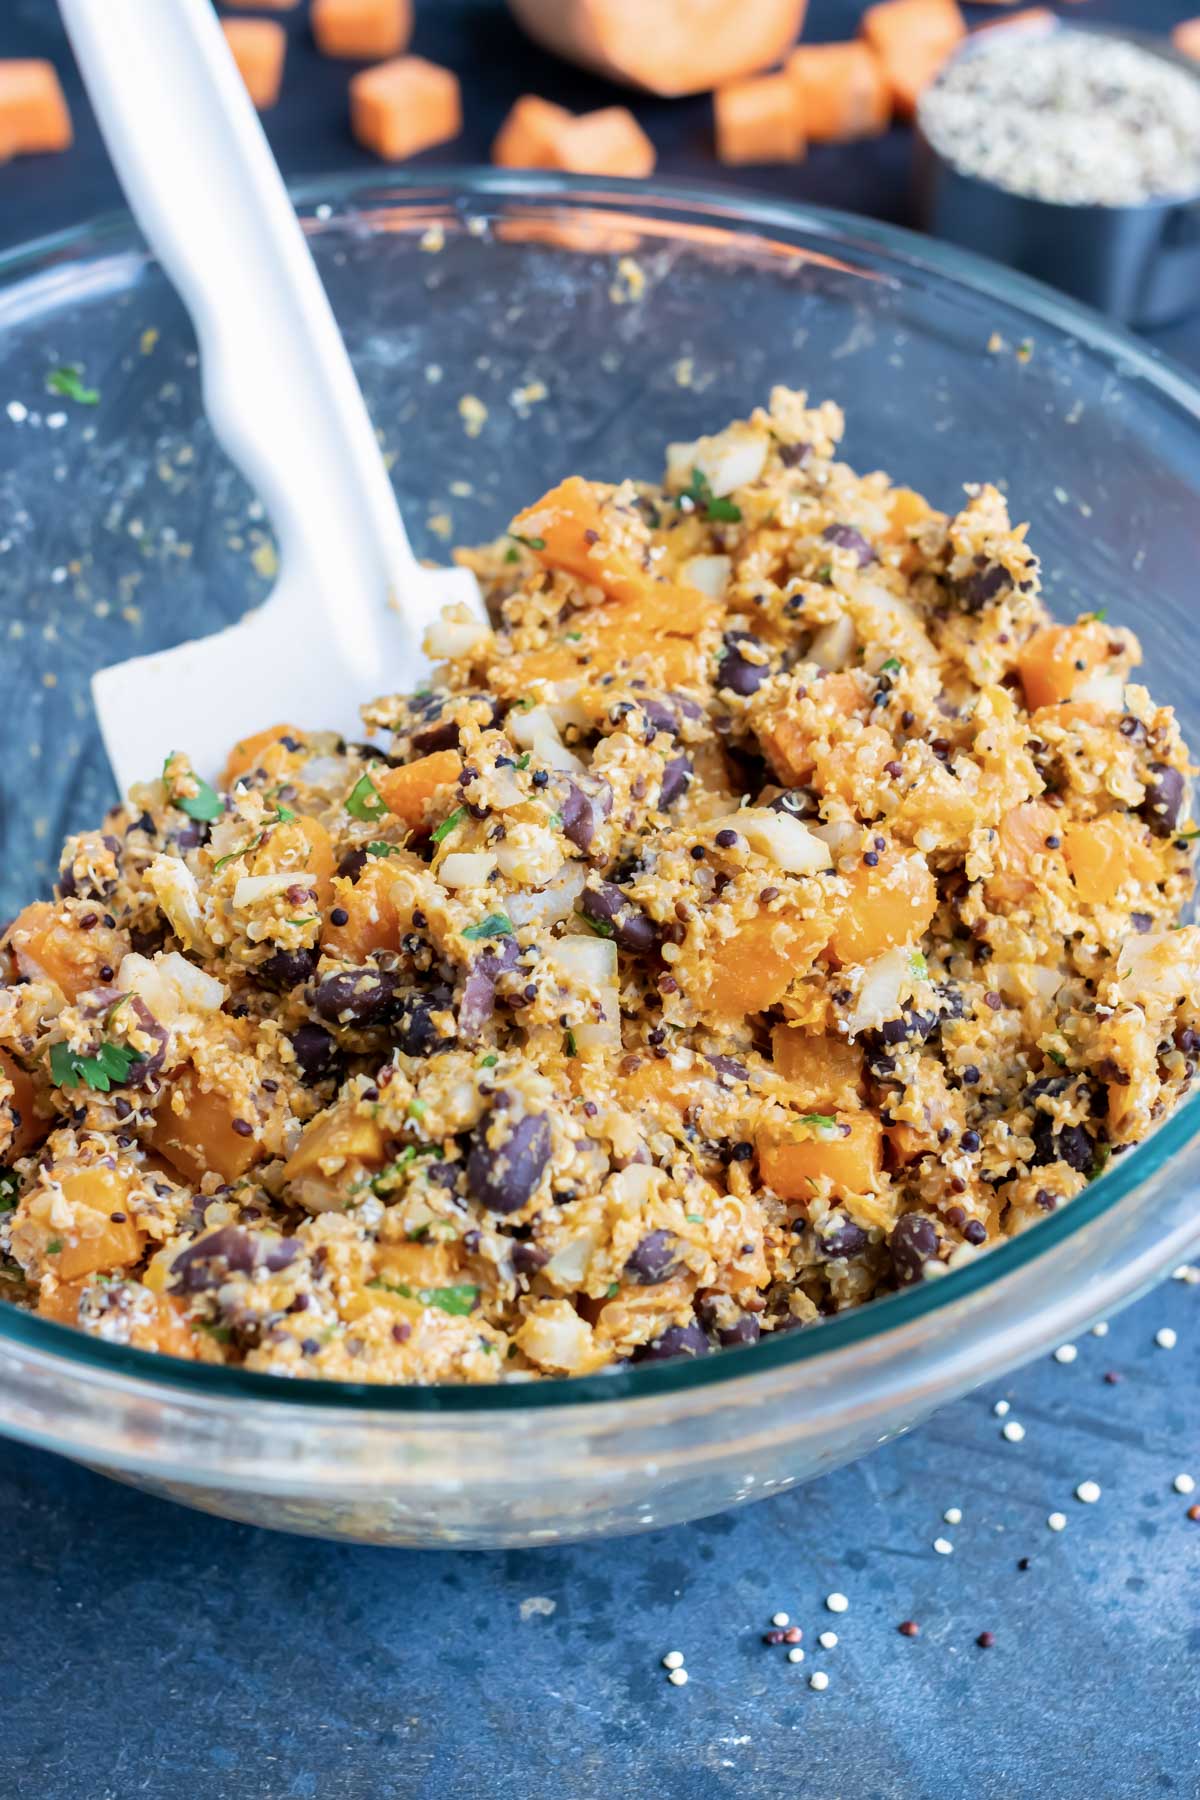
left=59, top=0, right=481, bottom=797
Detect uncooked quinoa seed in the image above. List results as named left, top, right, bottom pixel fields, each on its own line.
left=920, top=29, right=1200, bottom=207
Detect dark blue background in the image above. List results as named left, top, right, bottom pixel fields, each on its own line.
left=2, top=4, right=1199, bottom=1796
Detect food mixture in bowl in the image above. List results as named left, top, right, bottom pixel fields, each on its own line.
left=1, top=388, right=1196, bottom=1382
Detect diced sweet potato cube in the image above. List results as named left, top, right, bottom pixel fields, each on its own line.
left=39, top=1278, right=195, bottom=1354
left=1172, top=19, right=1200, bottom=59
left=1063, top=816, right=1160, bottom=907
left=715, top=72, right=805, bottom=166
left=350, top=56, right=462, bottom=161
left=860, top=0, right=966, bottom=118
left=48, top=1167, right=145, bottom=1281
left=312, top=0, right=413, bottom=61
left=4, top=902, right=127, bottom=1003
left=222, top=722, right=302, bottom=788
left=151, top=1067, right=264, bottom=1184
left=512, top=478, right=707, bottom=620
left=375, top=1240, right=460, bottom=1288
left=492, top=94, right=573, bottom=167
left=827, top=849, right=936, bottom=966
left=1017, top=621, right=1114, bottom=711
left=508, top=0, right=808, bottom=99
left=758, top=1112, right=883, bottom=1200
left=221, top=20, right=288, bottom=110
left=759, top=672, right=864, bottom=783
left=283, top=1104, right=387, bottom=1183
left=0, top=61, right=72, bottom=159
left=0, top=1047, right=48, bottom=1158
left=554, top=106, right=656, bottom=177
left=322, top=859, right=401, bottom=959
left=987, top=800, right=1061, bottom=906
left=697, top=909, right=831, bottom=1016
left=771, top=1027, right=863, bottom=1105
left=375, top=750, right=462, bottom=833
left=785, top=42, right=890, bottom=142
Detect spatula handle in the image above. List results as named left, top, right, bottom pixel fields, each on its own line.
left=59, top=0, right=424, bottom=623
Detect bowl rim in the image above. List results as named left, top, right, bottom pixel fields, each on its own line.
left=1, top=166, right=1198, bottom=1415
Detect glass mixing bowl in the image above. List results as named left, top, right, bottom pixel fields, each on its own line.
left=1, top=173, right=1197, bottom=1547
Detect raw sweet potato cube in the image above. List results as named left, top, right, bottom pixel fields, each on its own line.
left=715, top=71, right=805, bottom=166
left=222, top=20, right=288, bottom=110
left=492, top=94, right=574, bottom=168
left=0, top=60, right=72, bottom=159
left=313, top=0, right=413, bottom=62
left=554, top=107, right=656, bottom=178
left=860, top=0, right=966, bottom=118
left=350, top=57, right=462, bottom=162
left=785, top=42, right=891, bottom=142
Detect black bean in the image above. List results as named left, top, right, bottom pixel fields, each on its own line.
left=290, top=1023, right=341, bottom=1084
left=767, top=787, right=819, bottom=820
left=891, top=1213, right=940, bottom=1285
left=561, top=778, right=613, bottom=853
left=963, top=1219, right=987, bottom=1246
left=958, top=564, right=1009, bottom=611
left=314, top=967, right=402, bottom=1027
left=822, top=523, right=875, bottom=567
left=719, top=631, right=771, bottom=697
left=633, top=1321, right=710, bottom=1362
left=623, top=1230, right=680, bottom=1286
left=510, top=1241, right=549, bottom=1276
left=393, top=986, right=454, bottom=1057
left=259, top=946, right=320, bottom=991
left=170, top=1225, right=257, bottom=1293
left=1140, top=762, right=1185, bottom=837
left=1118, top=714, right=1147, bottom=743
left=778, top=442, right=810, bottom=469
left=336, top=847, right=369, bottom=883
left=1032, top=1115, right=1094, bottom=1173
left=581, top=881, right=660, bottom=954
left=818, top=1217, right=869, bottom=1259
left=466, top=1101, right=552, bottom=1215
left=705, top=1053, right=749, bottom=1084
left=1131, top=911, right=1154, bottom=934
left=717, top=1315, right=761, bottom=1347
left=658, top=754, right=692, bottom=809
left=263, top=1237, right=301, bottom=1272
left=458, top=935, right=521, bottom=1040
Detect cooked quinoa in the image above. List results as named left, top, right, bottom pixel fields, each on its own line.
left=1, top=388, right=1196, bottom=1383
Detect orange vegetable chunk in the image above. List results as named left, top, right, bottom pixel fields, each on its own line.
left=860, top=0, right=966, bottom=118
left=312, top=0, right=413, bottom=61
left=1063, top=816, right=1160, bottom=907
left=0, top=1047, right=48, bottom=1158
left=715, top=72, right=805, bottom=166
left=350, top=56, right=462, bottom=161
left=222, top=722, right=302, bottom=788
left=0, top=60, right=72, bottom=158
left=555, top=106, right=656, bottom=178
left=221, top=20, right=288, bottom=110
left=758, top=1112, right=883, bottom=1201
left=492, top=94, right=573, bottom=167
left=771, top=1028, right=863, bottom=1104
left=785, top=42, right=891, bottom=142
left=50, top=1168, right=145, bottom=1281
left=697, top=909, right=831, bottom=1016
left=1017, top=621, right=1113, bottom=711
left=987, top=800, right=1061, bottom=906
left=4, top=902, right=126, bottom=1003
left=322, top=858, right=401, bottom=959
left=151, top=1067, right=264, bottom=1185
left=283, top=1105, right=387, bottom=1183
left=375, top=750, right=462, bottom=832
left=507, top=0, right=808, bottom=98
left=828, top=850, right=936, bottom=965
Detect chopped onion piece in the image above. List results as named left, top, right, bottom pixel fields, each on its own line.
left=509, top=704, right=584, bottom=774
left=438, top=851, right=497, bottom=889
left=506, top=862, right=585, bottom=928
left=723, top=808, right=833, bottom=873
left=146, top=854, right=207, bottom=950
left=681, top=554, right=732, bottom=598
left=845, top=947, right=913, bottom=1037
left=1118, top=927, right=1200, bottom=1002
left=667, top=424, right=768, bottom=498
left=547, top=935, right=620, bottom=1053
left=117, top=949, right=227, bottom=1022
left=1072, top=671, right=1125, bottom=712
left=233, top=873, right=311, bottom=909
left=809, top=614, right=857, bottom=670
left=424, top=606, right=492, bottom=662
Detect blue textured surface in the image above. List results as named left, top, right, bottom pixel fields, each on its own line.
left=2, top=2, right=1199, bottom=1795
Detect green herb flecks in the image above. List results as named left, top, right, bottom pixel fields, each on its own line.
left=1047, top=1049, right=1069, bottom=1068
left=462, top=913, right=514, bottom=941
left=46, top=1239, right=64, bottom=1256
left=366, top=840, right=400, bottom=858
left=432, top=806, right=465, bottom=845
left=346, top=772, right=387, bottom=823
left=514, top=753, right=531, bottom=771
left=479, top=1054, right=499, bottom=1069
left=508, top=532, right=546, bottom=552
left=369, top=1279, right=479, bottom=1317
left=49, top=1039, right=145, bottom=1094
left=0, top=1168, right=18, bottom=1213
left=908, top=950, right=929, bottom=980
left=796, top=1112, right=836, bottom=1130
left=46, top=365, right=99, bottom=406
left=577, top=911, right=613, bottom=938
left=1090, top=1145, right=1111, bottom=1182
left=164, top=754, right=224, bottom=823
left=564, top=1030, right=578, bottom=1059
left=606, top=1282, right=620, bottom=1298
left=681, top=466, right=742, bottom=524
left=879, top=657, right=902, bottom=677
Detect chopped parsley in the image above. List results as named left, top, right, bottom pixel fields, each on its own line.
left=46, top=1239, right=64, bottom=1256
left=606, top=1282, right=620, bottom=1298
left=275, top=804, right=296, bottom=824
left=46, top=364, right=99, bottom=405
left=564, top=631, right=583, bottom=643
left=514, top=753, right=531, bottom=771
left=685, top=1213, right=704, bottom=1224
left=369, top=1278, right=479, bottom=1316
left=681, top=466, right=742, bottom=524
left=796, top=1112, right=836, bottom=1130
left=462, top=913, right=513, bottom=940
left=1090, top=1145, right=1111, bottom=1182
left=346, top=772, right=387, bottom=823
left=366, top=840, right=399, bottom=857
left=479, top=1054, right=499, bottom=1068
left=547, top=811, right=563, bottom=830
left=1048, top=1048, right=1068, bottom=1068
left=49, top=1039, right=145, bottom=1093
left=879, top=657, right=902, bottom=677
left=432, top=806, right=465, bottom=844
left=577, top=911, right=613, bottom=938
left=564, top=1029, right=578, bottom=1058
left=407, top=1098, right=427, bottom=1120
left=504, top=546, right=520, bottom=564
left=508, top=532, right=546, bottom=552
left=164, top=754, right=224, bottom=823
left=1177, top=828, right=1200, bottom=842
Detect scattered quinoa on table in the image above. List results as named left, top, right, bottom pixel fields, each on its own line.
left=0, top=386, right=1196, bottom=1383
